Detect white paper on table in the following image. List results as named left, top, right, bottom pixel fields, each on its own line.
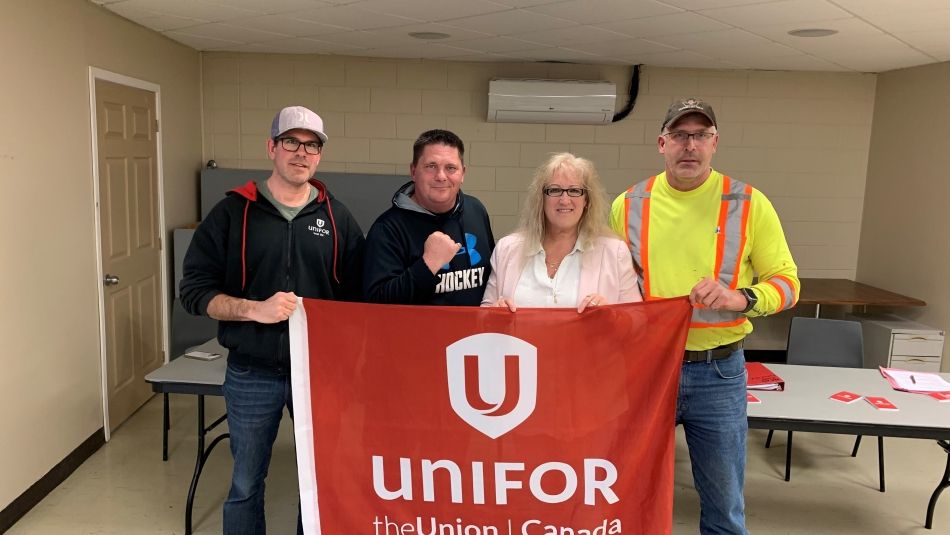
left=880, top=367, right=950, bottom=393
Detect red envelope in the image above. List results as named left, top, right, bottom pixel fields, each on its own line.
left=747, top=393, right=761, bottom=404
left=927, top=392, right=950, bottom=402
left=830, top=391, right=862, bottom=404
left=865, top=396, right=898, bottom=411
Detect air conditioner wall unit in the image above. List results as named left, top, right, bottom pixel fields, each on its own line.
left=487, top=78, right=617, bottom=125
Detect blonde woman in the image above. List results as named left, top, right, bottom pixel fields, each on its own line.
left=482, top=153, right=641, bottom=312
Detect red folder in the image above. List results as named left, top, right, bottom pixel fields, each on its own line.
left=746, top=362, right=785, bottom=391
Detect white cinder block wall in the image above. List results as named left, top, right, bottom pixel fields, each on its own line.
left=201, top=53, right=877, bottom=281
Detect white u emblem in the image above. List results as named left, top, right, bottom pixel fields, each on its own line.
left=445, top=333, right=537, bottom=439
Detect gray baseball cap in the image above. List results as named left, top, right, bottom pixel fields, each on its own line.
left=661, top=98, right=717, bottom=131
left=270, top=106, right=328, bottom=143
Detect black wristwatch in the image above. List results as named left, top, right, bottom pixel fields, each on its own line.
left=739, top=288, right=758, bottom=313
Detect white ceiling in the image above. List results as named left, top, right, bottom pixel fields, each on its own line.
left=91, top=0, right=950, bottom=72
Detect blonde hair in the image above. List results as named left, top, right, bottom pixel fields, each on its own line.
left=516, top=152, right=615, bottom=251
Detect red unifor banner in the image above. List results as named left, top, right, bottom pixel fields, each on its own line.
left=289, top=297, right=691, bottom=535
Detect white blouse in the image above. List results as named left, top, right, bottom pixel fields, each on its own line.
left=512, top=238, right=585, bottom=307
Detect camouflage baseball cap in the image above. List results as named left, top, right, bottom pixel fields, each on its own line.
left=661, top=98, right=717, bottom=131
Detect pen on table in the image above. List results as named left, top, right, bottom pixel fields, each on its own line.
left=911, top=374, right=916, bottom=384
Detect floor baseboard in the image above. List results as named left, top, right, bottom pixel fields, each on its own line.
left=0, top=428, right=105, bottom=533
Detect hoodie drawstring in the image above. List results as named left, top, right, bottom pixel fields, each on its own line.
left=325, top=199, right=340, bottom=284
left=241, top=198, right=250, bottom=291
left=236, top=179, right=341, bottom=291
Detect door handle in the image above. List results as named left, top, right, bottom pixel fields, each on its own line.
left=103, top=274, right=120, bottom=286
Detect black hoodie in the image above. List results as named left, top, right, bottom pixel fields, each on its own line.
left=363, top=181, right=494, bottom=305
left=180, top=179, right=364, bottom=373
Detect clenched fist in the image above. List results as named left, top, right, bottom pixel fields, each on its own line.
left=249, top=291, right=298, bottom=323
left=422, top=231, right=461, bottom=274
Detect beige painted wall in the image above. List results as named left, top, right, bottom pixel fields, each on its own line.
left=0, top=0, right=201, bottom=510
left=858, top=62, right=950, bottom=371
left=202, top=54, right=877, bottom=280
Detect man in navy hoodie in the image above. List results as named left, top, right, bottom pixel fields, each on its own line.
left=180, top=106, right=364, bottom=534
left=363, top=129, right=495, bottom=305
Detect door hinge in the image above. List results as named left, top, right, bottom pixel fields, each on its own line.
left=154, top=119, right=160, bottom=134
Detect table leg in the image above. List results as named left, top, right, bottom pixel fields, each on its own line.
left=163, top=393, right=170, bottom=462
left=785, top=431, right=793, bottom=482
left=878, top=436, right=885, bottom=493
left=185, top=395, right=206, bottom=535
left=926, top=440, right=950, bottom=529
left=184, top=395, right=230, bottom=535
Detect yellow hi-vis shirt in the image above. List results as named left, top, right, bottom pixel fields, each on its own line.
left=610, top=170, right=799, bottom=351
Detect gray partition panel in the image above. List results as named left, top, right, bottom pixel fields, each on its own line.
left=170, top=299, right=217, bottom=359
left=172, top=228, right=195, bottom=299
left=200, top=167, right=406, bottom=233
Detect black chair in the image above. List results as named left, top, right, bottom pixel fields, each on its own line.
left=765, top=316, right=886, bottom=491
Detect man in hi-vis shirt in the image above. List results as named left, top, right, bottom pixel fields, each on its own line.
left=611, top=98, right=799, bottom=535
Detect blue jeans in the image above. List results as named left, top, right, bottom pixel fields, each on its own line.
left=222, top=362, right=303, bottom=535
left=676, top=349, right=749, bottom=535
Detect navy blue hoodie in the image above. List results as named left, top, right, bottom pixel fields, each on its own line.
left=363, top=181, right=494, bottom=305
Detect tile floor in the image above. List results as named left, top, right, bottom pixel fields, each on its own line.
left=8, top=393, right=950, bottom=534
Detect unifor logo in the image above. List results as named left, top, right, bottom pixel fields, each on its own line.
left=315, top=218, right=325, bottom=228
left=445, top=333, right=537, bottom=439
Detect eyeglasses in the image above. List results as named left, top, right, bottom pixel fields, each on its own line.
left=543, top=186, right=587, bottom=197
left=664, top=131, right=715, bottom=144
left=277, top=137, right=323, bottom=155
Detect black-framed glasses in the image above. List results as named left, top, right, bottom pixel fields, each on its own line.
left=664, top=131, right=715, bottom=144
left=543, top=186, right=587, bottom=197
left=277, top=137, right=323, bottom=155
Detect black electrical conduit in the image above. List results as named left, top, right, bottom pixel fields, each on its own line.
left=612, top=64, right=641, bottom=123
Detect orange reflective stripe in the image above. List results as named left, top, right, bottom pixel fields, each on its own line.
left=727, top=182, right=753, bottom=290
left=766, top=274, right=798, bottom=311
left=772, top=275, right=798, bottom=304
left=766, top=280, right=787, bottom=312
left=624, top=174, right=753, bottom=319
left=716, top=176, right=752, bottom=290
left=640, top=176, right=656, bottom=298
left=693, top=175, right=752, bottom=326
left=713, top=176, right=730, bottom=282
left=623, top=177, right=654, bottom=299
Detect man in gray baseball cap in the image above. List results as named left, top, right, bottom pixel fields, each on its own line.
left=180, top=104, right=364, bottom=534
